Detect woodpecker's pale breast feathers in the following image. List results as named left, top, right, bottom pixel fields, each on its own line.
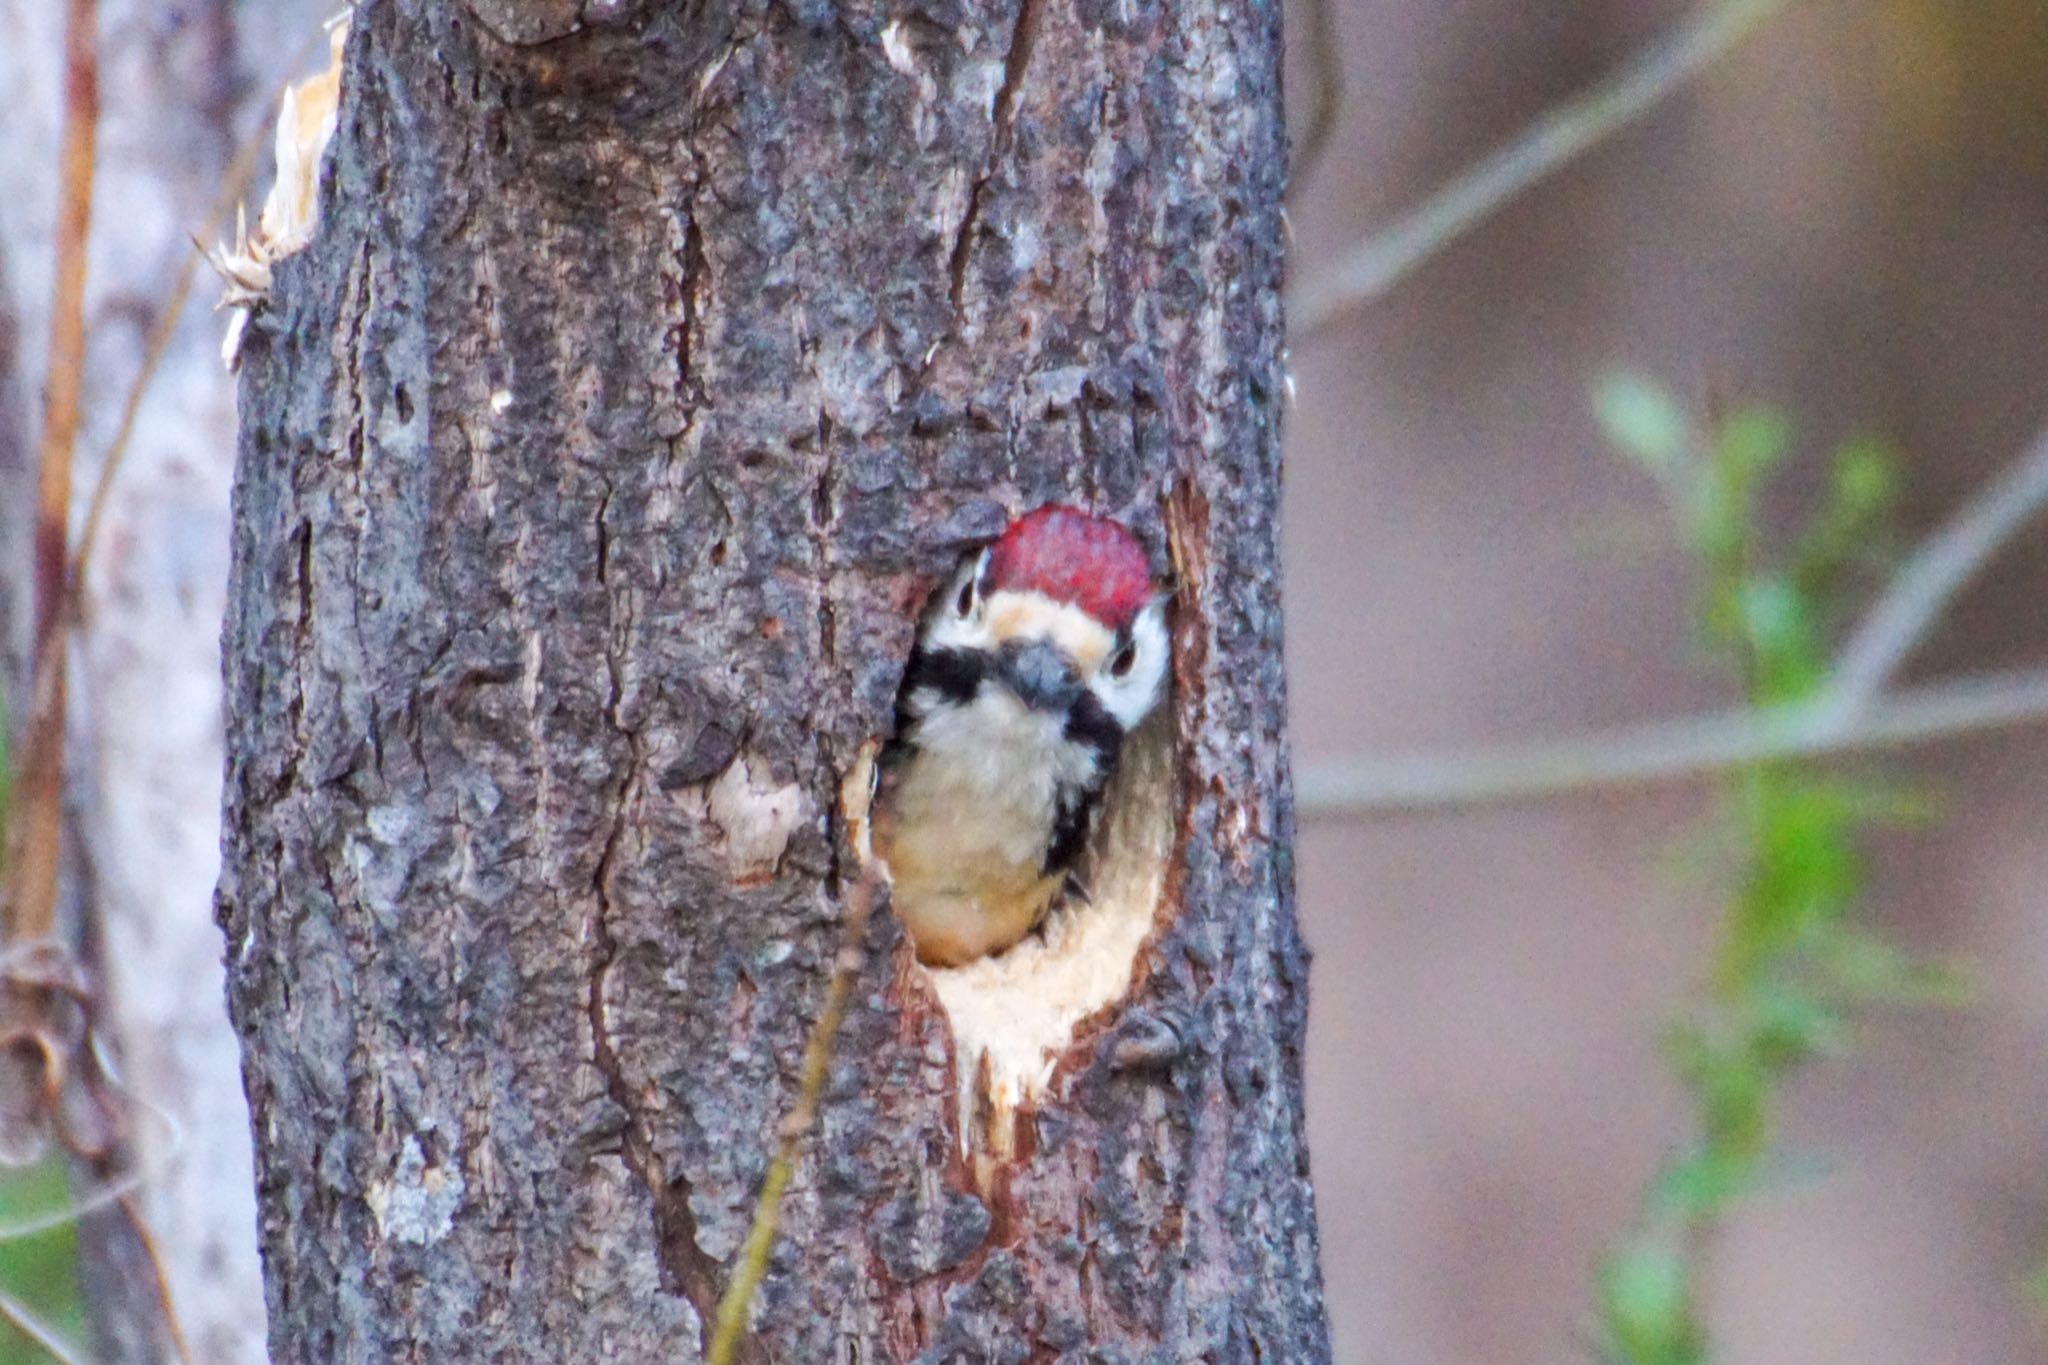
left=876, top=505, right=1170, bottom=967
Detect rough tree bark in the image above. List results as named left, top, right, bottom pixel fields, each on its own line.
left=219, top=1, right=1326, bottom=1360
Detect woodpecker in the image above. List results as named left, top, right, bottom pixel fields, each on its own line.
left=875, top=505, right=1171, bottom=967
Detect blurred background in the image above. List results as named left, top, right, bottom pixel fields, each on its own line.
left=1, top=1, right=2045, bottom=1362
left=1282, top=1, right=2048, bottom=1361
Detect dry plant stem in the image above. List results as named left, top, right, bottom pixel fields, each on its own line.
left=31, top=0, right=99, bottom=654
left=706, top=868, right=883, bottom=1365
left=8, top=0, right=98, bottom=947
left=0, top=1029, right=187, bottom=1244
left=1825, top=422, right=2048, bottom=718
left=1289, top=0, right=1790, bottom=338
left=0, top=1285, right=84, bottom=1365
left=1295, top=665, right=2048, bottom=815
left=0, top=1121, right=174, bottom=1240
left=5, top=653, right=65, bottom=939
left=112, top=1191, right=194, bottom=1365
left=69, top=97, right=284, bottom=590
left=6, top=11, right=198, bottom=1359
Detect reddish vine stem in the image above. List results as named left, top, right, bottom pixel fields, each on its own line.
left=3, top=9, right=197, bottom=1362
left=8, top=0, right=99, bottom=951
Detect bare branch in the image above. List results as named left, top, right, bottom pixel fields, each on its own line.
left=0, top=1284, right=84, bottom=1365
left=1299, top=406, right=2048, bottom=816
left=1823, top=423, right=2048, bottom=718
left=1289, top=0, right=1790, bottom=339
left=111, top=1191, right=195, bottom=1365
left=1295, top=666, right=2048, bottom=816
left=1287, top=0, right=1345, bottom=197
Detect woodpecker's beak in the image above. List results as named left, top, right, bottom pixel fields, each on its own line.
left=999, top=636, right=1082, bottom=712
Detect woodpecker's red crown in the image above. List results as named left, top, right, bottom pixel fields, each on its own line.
left=984, top=504, right=1153, bottom=630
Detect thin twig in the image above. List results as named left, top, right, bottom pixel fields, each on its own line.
left=69, top=97, right=285, bottom=590
left=0, top=1285, right=83, bottom=1365
left=706, top=865, right=883, bottom=1365
left=1823, top=422, right=2048, bottom=718
left=0, top=1152, right=152, bottom=1244
left=1289, top=0, right=1791, bottom=339
left=7, top=0, right=99, bottom=945
left=1301, top=409, right=2048, bottom=815
left=0, top=1054, right=185, bottom=1243
left=112, top=1191, right=193, bottom=1365
left=1287, top=0, right=1345, bottom=197
left=30, top=0, right=99, bottom=657
left=1294, top=665, right=2048, bottom=815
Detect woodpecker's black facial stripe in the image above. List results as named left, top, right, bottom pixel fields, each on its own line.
left=901, top=645, right=991, bottom=709
left=1062, top=691, right=1124, bottom=762
left=1043, top=789, right=1097, bottom=876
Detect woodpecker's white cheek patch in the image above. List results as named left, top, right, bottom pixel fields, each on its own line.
left=918, top=703, right=1176, bottom=1180
left=1092, top=599, right=1171, bottom=732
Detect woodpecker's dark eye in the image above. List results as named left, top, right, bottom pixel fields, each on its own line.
left=954, top=574, right=977, bottom=617
left=1108, top=641, right=1137, bottom=678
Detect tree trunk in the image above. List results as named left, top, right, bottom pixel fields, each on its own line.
left=218, top=1, right=1326, bottom=1360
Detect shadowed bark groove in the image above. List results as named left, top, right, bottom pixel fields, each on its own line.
left=943, top=0, right=1047, bottom=315
left=218, top=1, right=1328, bottom=1359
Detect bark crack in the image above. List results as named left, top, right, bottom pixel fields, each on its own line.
left=677, top=207, right=706, bottom=409
left=280, top=518, right=314, bottom=803
left=943, top=0, right=1046, bottom=315
left=339, top=240, right=374, bottom=645
left=584, top=492, right=742, bottom=1355
left=662, top=163, right=709, bottom=479
left=585, top=864, right=728, bottom=1335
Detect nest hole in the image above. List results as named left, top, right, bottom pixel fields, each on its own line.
left=881, top=702, right=1182, bottom=1168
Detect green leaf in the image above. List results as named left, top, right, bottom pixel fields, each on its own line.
left=0, top=1158, right=87, bottom=1364
left=1713, top=407, right=1794, bottom=479
left=1594, top=372, right=1693, bottom=476
left=1750, top=984, right=1848, bottom=1065
left=1599, top=1240, right=1706, bottom=1365
left=1797, top=436, right=1900, bottom=590
left=1652, top=1149, right=1752, bottom=1217
left=1734, top=575, right=1827, bottom=697
left=1819, top=930, right=1974, bottom=1007
left=1829, top=438, right=1898, bottom=522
